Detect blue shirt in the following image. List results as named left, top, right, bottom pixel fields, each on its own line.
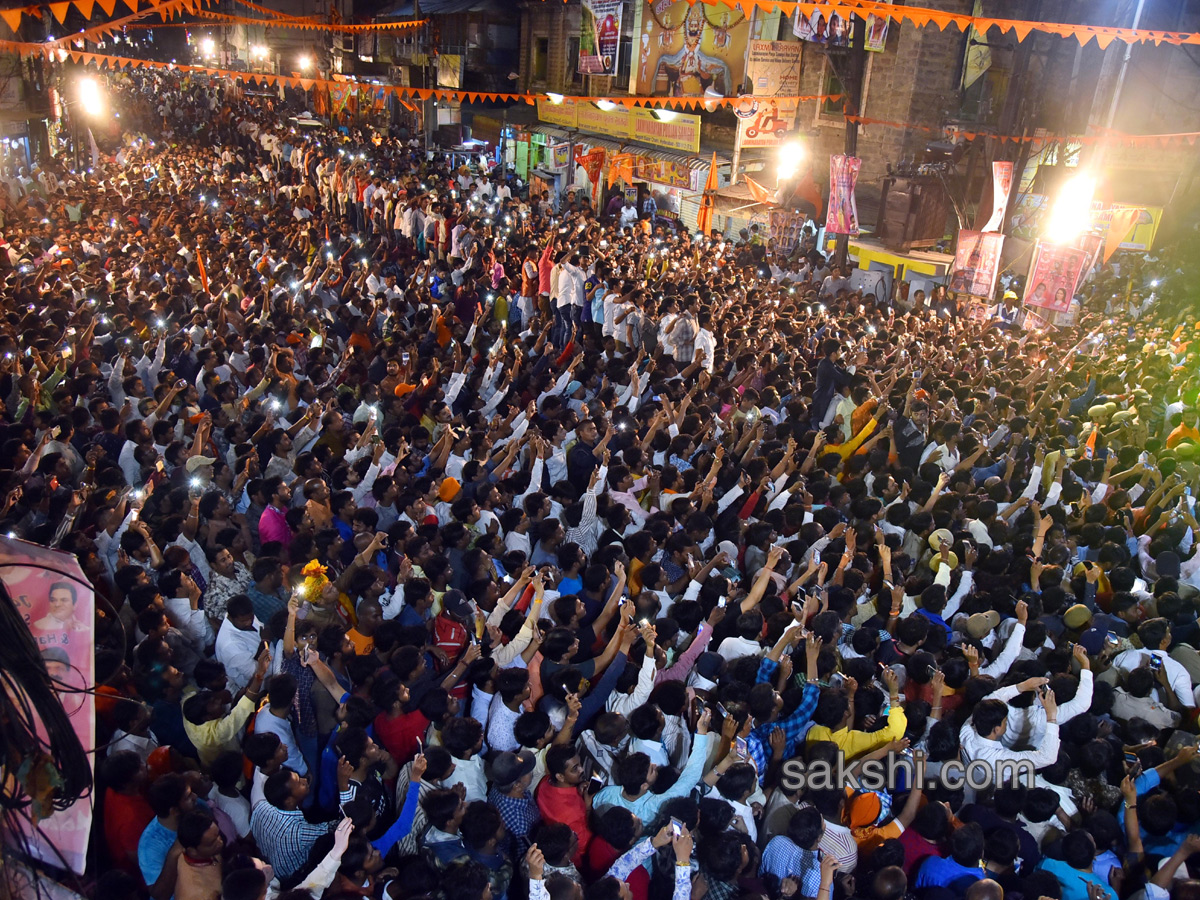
left=138, top=817, right=177, bottom=887
left=914, top=856, right=985, bottom=891
left=1039, top=857, right=1117, bottom=900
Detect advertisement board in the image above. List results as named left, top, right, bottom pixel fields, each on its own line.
left=580, top=0, right=623, bottom=76
left=792, top=9, right=889, bottom=50
left=948, top=230, right=1004, bottom=300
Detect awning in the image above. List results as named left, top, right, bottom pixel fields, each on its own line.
left=528, top=124, right=729, bottom=171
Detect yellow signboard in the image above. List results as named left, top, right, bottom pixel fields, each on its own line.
left=536, top=99, right=701, bottom=154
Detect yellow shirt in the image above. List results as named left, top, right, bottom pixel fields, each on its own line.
left=805, top=706, right=907, bottom=760
left=183, top=694, right=257, bottom=768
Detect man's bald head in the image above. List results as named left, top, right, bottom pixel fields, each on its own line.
left=966, top=879, right=1004, bottom=900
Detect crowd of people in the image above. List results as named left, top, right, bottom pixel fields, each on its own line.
left=7, top=68, right=1200, bottom=900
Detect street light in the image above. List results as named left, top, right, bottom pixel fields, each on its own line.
left=200, top=36, right=215, bottom=57
left=1045, top=173, right=1095, bottom=244
left=252, top=44, right=269, bottom=59
left=777, top=140, right=805, bottom=182
left=78, top=77, right=104, bottom=116
left=298, top=54, right=313, bottom=72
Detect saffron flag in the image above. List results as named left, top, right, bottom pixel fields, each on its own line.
left=696, top=152, right=719, bottom=237
left=744, top=175, right=773, bottom=205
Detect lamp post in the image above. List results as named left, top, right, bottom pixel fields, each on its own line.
left=70, top=76, right=105, bottom=173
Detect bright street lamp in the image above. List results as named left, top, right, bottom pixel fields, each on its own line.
left=200, top=36, right=215, bottom=57
left=251, top=44, right=269, bottom=59
left=1045, top=173, right=1095, bottom=244
left=78, top=77, right=104, bottom=116
left=777, top=140, right=805, bottom=182
left=298, top=54, right=313, bottom=72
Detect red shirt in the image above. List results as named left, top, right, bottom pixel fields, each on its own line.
left=374, top=709, right=430, bottom=765
left=899, top=827, right=943, bottom=880
left=587, top=838, right=649, bottom=900
left=536, top=781, right=592, bottom=866
left=104, top=788, right=154, bottom=878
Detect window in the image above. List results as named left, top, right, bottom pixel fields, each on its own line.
left=613, top=36, right=632, bottom=90
left=820, top=63, right=844, bottom=119
left=566, top=36, right=582, bottom=87
left=815, top=54, right=871, bottom=123
left=532, top=37, right=548, bottom=82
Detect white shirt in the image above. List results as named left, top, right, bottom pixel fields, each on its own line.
left=443, top=754, right=487, bottom=802
left=214, top=616, right=264, bottom=693
left=958, top=717, right=1060, bottom=776
left=1112, top=648, right=1196, bottom=708
left=716, top=635, right=762, bottom=662
left=987, top=670, right=1093, bottom=750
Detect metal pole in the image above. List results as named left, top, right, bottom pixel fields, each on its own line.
left=1094, top=0, right=1145, bottom=170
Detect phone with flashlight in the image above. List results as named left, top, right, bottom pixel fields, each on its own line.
left=670, top=817, right=683, bottom=837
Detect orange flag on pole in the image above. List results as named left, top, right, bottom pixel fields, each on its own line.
left=744, top=175, right=773, bottom=205
left=196, top=244, right=208, bottom=292
left=1103, top=207, right=1142, bottom=263
left=696, top=152, right=719, bottom=237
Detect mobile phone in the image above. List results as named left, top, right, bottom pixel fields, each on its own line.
left=1150, top=656, right=1163, bottom=671
left=735, top=737, right=748, bottom=758
left=1106, top=632, right=1119, bottom=647
left=717, top=597, right=727, bottom=609
left=254, top=641, right=267, bottom=660
left=402, top=352, right=410, bottom=365
left=1124, top=751, right=1139, bottom=765
left=588, top=773, right=604, bottom=794
left=51, top=426, right=61, bottom=439
left=156, top=459, right=165, bottom=474
left=670, top=816, right=683, bottom=837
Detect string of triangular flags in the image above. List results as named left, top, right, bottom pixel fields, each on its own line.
left=0, top=0, right=214, bottom=53
left=185, top=10, right=428, bottom=32
left=536, top=0, right=1200, bottom=49
left=0, top=0, right=213, bottom=34
left=54, top=50, right=1200, bottom=147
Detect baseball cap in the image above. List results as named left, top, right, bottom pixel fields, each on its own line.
left=185, top=455, right=217, bottom=473
left=1077, top=626, right=1107, bottom=655
left=491, top=750, right=535, bottom=788
left=442, top=589, right=471, bottom=620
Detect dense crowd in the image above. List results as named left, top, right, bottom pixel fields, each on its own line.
left=7, top=68, right=1200, bottom=900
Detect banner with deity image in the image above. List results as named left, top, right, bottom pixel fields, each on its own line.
left=636, top=0, right=750, bottom=97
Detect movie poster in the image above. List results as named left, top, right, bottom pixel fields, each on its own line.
left=949, top=230, right=1004, bottom=299
left=792, top=9, right=889, bottom=51
left=579, top=0, right=623, bottom=76
left=826, top=155, right=861, bottom=236
left=2, top=539, right=96, bottom=875
left=636, top=0, right=750, bottom=97
left=1024, top=241, right=1087, bottom=313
